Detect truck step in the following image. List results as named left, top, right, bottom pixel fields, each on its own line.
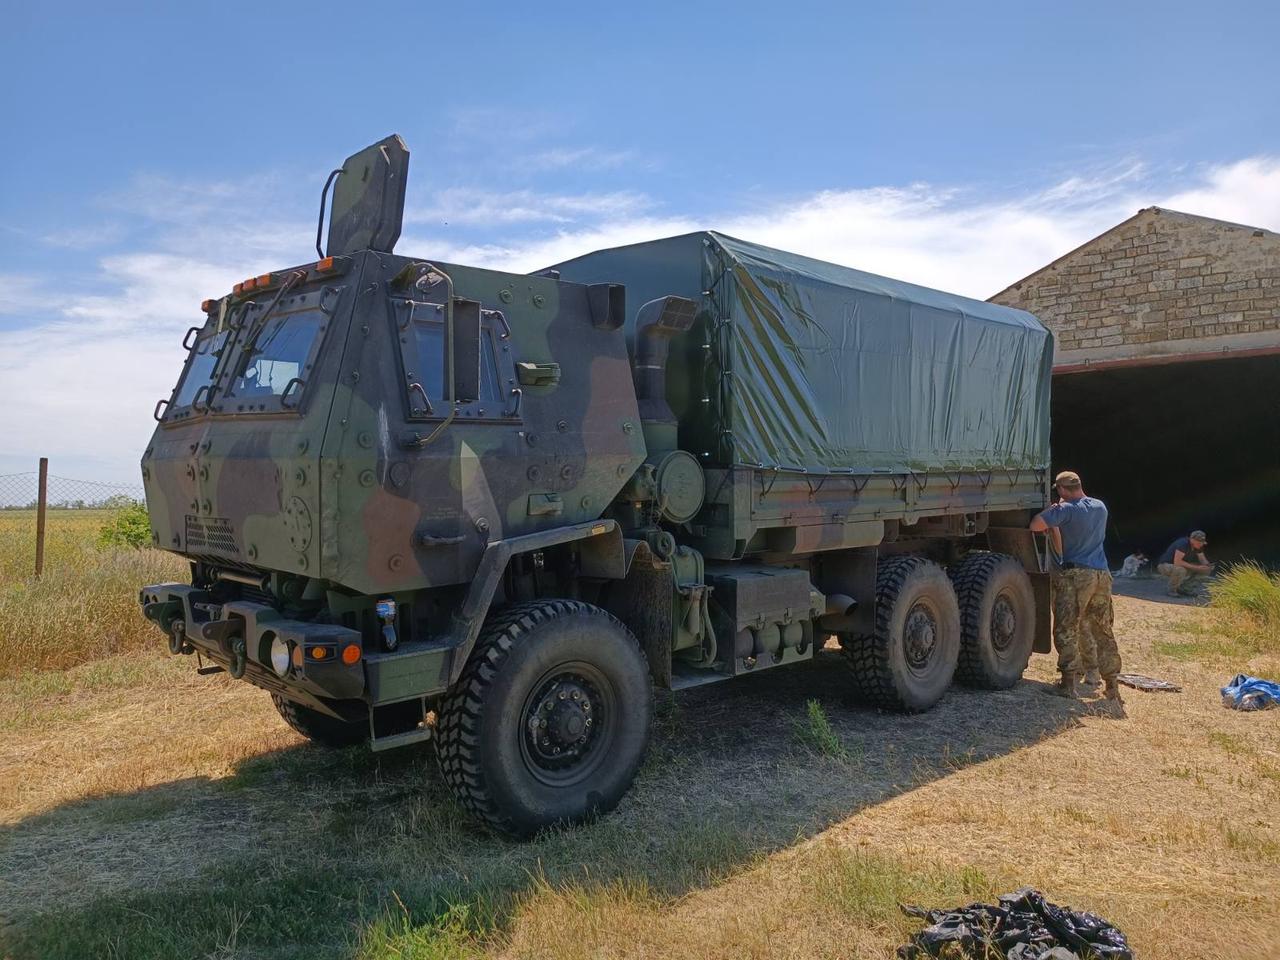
left=369, top=725, right=433, bottom=753
left=670, top=665, right=729, bottom=691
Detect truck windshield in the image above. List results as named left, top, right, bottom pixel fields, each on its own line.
left=228, top=309, right=325, bottom=398
left=173, top=329, right=230, bottom=407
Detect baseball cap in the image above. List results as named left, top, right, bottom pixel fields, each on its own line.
left=1190, top=530, right=1207, bottom=543
left=1054, top=470, right=1082, bottom=488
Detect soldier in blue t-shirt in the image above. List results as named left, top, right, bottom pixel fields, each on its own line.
left=1030, top=470, right=1123, bottom=705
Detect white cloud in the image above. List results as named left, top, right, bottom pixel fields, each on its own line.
left=0, top=273, right=49, bottom=317
left=434, top=156, right=1280, bottom=299
left=0, top=176, right=310, bottom=483
left=1160, top=157, right=1280, bottom=233
left=5, top=154, right=1280, bottom=483
left=406, top=186, right=652, bottom=227
left=39, top=222, right=127, bottom=249
left=523, top=146, right=636, bottom=172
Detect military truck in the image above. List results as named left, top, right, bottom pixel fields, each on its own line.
left=139, top=135, right=1054, bottom=836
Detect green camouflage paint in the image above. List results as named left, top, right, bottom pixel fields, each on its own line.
left=138, top=135, right=1054, bottom=818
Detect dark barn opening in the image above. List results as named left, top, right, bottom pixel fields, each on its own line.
left=1051, top=353, right=1280, bottom=567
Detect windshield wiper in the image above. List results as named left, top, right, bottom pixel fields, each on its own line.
left=230, top=271, right=307, bottom=384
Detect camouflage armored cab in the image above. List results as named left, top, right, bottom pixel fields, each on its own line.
left=139, top=135, right=1055, bottom=836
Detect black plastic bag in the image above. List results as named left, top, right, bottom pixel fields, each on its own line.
left=897, top=888, right=1132, bottom=959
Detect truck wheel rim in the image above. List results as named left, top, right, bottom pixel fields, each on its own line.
left=520, top=662, right=613, bottom=787
left=904, top=600, right=939, bottom=671
left=990, top=593, right=1018, bottom=653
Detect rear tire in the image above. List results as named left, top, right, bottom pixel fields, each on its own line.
left=840, top=556, right=960, bottom=712
left=950, top=552, right=1035, bottom=689
left=436, top=600, right=652, bottom=837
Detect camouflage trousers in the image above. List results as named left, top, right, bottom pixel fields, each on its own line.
left=1158, top=562, right=1207, bottom=596
left=1052, top=568, right=1120, bottom=680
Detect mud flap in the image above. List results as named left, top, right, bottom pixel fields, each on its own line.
left=1030, top=571, right=1052, bottom=654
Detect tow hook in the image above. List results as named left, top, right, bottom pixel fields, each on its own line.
left=228, top=637, right=248, bottom=678
left=167, top=618, right=193, bottom=656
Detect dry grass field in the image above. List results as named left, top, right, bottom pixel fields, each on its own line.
left=1, top=517, right=1278, bottom=959
left=0, top=510, right=185, bottom=676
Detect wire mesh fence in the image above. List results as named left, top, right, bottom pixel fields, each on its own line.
left=0, top=472, right=145, bottom=511
left=0, top=464, right=149, bottom=582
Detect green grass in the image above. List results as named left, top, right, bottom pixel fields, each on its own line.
left=794, top=699, right=850, bottom=759
left=1207, top=731, right=1252, bottom=757
left=1221, top=823, right=1280, bottom=863
left=810, top=847, right=997, bottom=932
left=1210, top=562, right=1280, bottom=627
left=357, top=900, right=490, bottom=960
left=1161, top=562, right=1280, bottom=676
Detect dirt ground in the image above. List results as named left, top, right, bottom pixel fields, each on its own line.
left=1, top=591, right=1277, bottom=958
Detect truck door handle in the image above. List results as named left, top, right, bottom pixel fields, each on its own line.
left=527, top=494, right=563, bottom=517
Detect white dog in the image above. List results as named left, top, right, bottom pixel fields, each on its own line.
left=1114, top=552, right=1149, bottom=578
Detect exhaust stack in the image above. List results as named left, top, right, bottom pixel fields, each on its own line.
left=632, top=295, right=697, bottom=451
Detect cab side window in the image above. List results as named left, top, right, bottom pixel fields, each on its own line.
left=401, top=302, right=511, bottom=418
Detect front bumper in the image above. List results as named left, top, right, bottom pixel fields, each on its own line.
left=139, top=583, right=365, bottom=704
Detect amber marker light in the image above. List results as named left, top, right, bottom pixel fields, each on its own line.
left=341, top=643, right=361, bottom=665
left=308, top=646, right=329, bottom=660
left=256, top=273, right=273, bottom=288
left=201, top=298, right=215, bottom=312
left=233, top=282, right=244, bottom=295
left=316, top=256, right=335, bottom=272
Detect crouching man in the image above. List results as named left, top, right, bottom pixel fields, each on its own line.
left=1157, top=530, right=1213, bottom=597
left=1030, top=471, right=1123, bottom=704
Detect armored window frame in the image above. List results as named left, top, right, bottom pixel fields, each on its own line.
left=215, top=286, right=341, bottom=417
left=162, top=309, right=248, bottom=424
left=391, top=298, right=519, bottom=422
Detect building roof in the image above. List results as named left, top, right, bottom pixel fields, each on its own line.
left=989, top=207, right=1279, bottom=302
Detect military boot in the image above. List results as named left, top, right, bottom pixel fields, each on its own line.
left=1082, top=669, right=1102, bottom=687
left=1103, top=678, right=1125, bottom=704
left=1052, top=671, right=1082, bottom=699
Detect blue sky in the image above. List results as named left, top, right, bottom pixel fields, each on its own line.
left=2, top=0, right=1279, bottom=483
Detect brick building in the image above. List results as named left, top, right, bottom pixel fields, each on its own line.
left=991, top=208, right=1280, bottom=563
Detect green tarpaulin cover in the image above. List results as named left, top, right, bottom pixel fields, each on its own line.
left=552, top=232, right=1052, bottom=476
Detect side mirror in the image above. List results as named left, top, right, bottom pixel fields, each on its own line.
left=447, top=298, right=482, bottom=404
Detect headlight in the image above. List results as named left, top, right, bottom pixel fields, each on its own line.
left=270, top=636, right=292, bottom=676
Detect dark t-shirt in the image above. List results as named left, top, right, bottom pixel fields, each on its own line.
left=1159, top=537, right=1204, bottom=566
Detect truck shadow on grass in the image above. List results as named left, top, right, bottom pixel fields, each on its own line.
left=1, top=652, right=1087, bottom=960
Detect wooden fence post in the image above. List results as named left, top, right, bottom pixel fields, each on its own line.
left=35, top=457, right=48, bottom=578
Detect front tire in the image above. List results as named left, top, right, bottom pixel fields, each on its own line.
left=950, top=552, right=1035, bottom=689
left=272, top=694, right=423, bottom=747
left=436, top=600, right=653, bottom=837
left=840, top=556, right=960, bottom=712
left=272, top=694, right=366, bottom=747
